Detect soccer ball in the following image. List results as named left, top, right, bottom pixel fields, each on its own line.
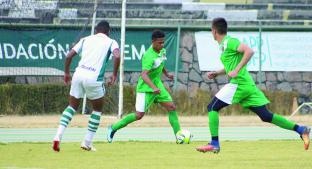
left=176, top=129, right=193, bottom=144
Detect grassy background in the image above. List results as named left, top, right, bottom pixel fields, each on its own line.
left=0, top=141, right=311, bottom=169
left=0, top=84, right=299, bottom=116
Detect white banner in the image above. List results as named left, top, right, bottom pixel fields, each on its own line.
left=195, top=31, right=312, bottom=71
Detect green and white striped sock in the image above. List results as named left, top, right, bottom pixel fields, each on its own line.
left=54, top=106, right=76, bottom=141
left=59, top=106, right=75, bottom=127
left=84, top=111, right=102, bottom=142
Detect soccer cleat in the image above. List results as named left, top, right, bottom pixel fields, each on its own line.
left=300, top=126, right=311, bottom=150
left=53, top=140, right=60, bottom=152
left=107, top=125, right=116, bottom=143
left=196, top=144, right=220, bottom=153
left=80, top=141, right=96, bottom=152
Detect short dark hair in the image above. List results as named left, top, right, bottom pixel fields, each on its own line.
left=212, top=17, right=227, bottom=35
left=152, top=29, right=165, bottom=40
left=95, top=20, right=110, bottom=34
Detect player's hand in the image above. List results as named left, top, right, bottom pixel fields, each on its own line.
left=108, top=74, right=117, bottom=86
left=153, top=87, right=161, bottom=94
left=207, top=71, right=217, bottom=79
left=64, top=73, right=71, bottom=85
left=228, top=70, right=238, bottom=78
left=166, top=73, right=174, bottom=81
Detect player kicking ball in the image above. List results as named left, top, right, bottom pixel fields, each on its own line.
left=196, top=17, right=310, bottom=153
left=52, top=20, right=120, bottom=152
left=107, top=30, right=183, bottom=143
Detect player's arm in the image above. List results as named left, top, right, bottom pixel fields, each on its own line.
left=108, top=48, right=120, bottom=85
left=108, top=40, right=121, bottom=85
left=64, top=38, right=84, bottom=84
left=64, top=49, right=77, bottom=85
left=162, top=68, right=174, bottom=80
left=141, top=70, right=160, bottom=94
left=215, top=69, right=226, bottom=75
left=207, top=69, right=225, bottom=79
left=228, top=43, right=254, bottom=78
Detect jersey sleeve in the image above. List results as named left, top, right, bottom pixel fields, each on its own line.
left=72, top=38, right=85, bottom=54
left=226, top=38, right=241, bottom=52
left=110, top=39, right=119, bottom=52
left=141, top=53, right=154, bottom=71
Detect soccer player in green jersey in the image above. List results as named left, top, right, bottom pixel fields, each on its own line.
left=107, top=30, right=182, bottom=143
left=196, top=18, right=310, bottom=153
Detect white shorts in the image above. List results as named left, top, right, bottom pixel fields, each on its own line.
left=215, top=83, right=238, bottom=104
left=70, top=73, right=105, bottom=100
left=135, top=93, right=146, bottom=112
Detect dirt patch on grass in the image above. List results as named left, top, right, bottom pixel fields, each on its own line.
left=0, top=114, right=311, bottom=128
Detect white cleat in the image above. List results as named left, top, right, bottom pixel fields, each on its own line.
left=81, top=141, right=96, bottom=152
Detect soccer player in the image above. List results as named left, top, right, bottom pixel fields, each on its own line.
left=107, top=30, right=182, bottom=143
left=52, top=20, right=120, bottom=152
left=196, top=17, right=310, bottom=153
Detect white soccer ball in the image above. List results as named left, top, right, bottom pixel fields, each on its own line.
left=176, top=129, right=193, bottom=144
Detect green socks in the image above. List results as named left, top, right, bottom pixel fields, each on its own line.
left=271, top=114, right=295, bottom=130
left=111, top=111, right=181, bottom=135
left=209, top=111, right=219, bottom=137
left=168, top=110, right=181, bottom=134
left=112, top=112, right=137, bottom=131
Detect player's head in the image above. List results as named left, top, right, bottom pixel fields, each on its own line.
left=211, top=17, right=227, bottom=40
left=152, top=29, right=165, bottom=52
left=95, top=20, right=110, bottom=35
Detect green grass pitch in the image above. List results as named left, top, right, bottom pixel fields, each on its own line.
left=0, top=140, right=311, bottom=169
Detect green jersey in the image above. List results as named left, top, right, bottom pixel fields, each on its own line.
left=220, top=35, right=255, bottom=85
left=216, top=35, right=269, bottom=107
left=136, top=46, right=167, bottom=93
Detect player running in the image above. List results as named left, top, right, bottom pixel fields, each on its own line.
left=52, top=20, right=120, bottom=152
left=107, top=30, right=182, bottom=143
left=196, top=17, right=310, bottom=153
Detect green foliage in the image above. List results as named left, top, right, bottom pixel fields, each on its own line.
left=264, top=90, right=298, bottom=115
left=0, top=84, right=298, bottom=115
left=172, top=89, right=212, bottom=116
left=0, top=84, right=69, bottom=115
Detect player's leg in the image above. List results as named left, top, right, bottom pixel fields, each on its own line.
left=156, top=87, right=181, bottom=136
left=81, top=97, right=104, bottom=151
left=196, top=97, right=229, bottom=153
left=249, top=105, right=310, bottom=150
left=159, top=102, right=181, bottom=135
left=243, top=86, right=310, bottom=150
left=107, top=111, right=143, bottom=143
left=107, top=92, right=155, bottom=143
left=197, top=84, right=237, bottom=153
left=53, top=76, right=83, bottom=152
left=53, top=96, right=80, bottom=152
left=80, top=81, right=105, bottom=151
